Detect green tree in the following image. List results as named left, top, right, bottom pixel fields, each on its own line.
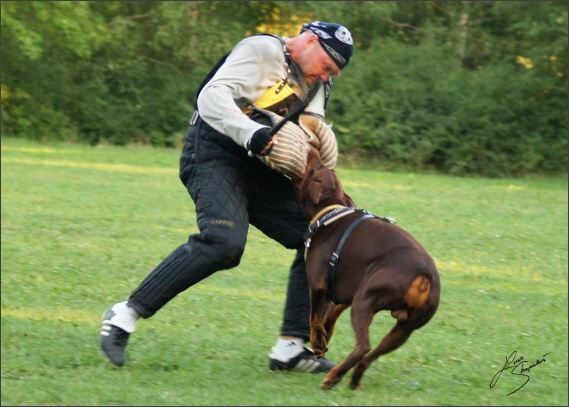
left=1, top=1, right=111, bottom=140
left=1, top=1, right=566, bottom=176
left=325, top=1, right=567, bottom=176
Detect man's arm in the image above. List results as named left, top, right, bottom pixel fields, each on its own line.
left=197, top=36, right=286, bottom=148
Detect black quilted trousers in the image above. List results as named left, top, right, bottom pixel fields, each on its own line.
left=128, top=117, right=313, bottom=340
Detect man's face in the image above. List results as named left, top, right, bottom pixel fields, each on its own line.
left=297, top=32, right=341, bottom=84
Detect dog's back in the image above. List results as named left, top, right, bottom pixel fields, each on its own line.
left=309, top=212, right=440, bottom=323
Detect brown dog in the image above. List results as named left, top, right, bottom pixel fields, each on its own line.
left=296, top=148, right=440, bottom=390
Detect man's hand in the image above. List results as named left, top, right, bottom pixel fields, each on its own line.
left=247, top=127, right=278, bottom=156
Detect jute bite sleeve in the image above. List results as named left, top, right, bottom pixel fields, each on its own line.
left=249, top=108, right=338, bottom=180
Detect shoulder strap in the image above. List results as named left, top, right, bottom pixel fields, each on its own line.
left=268, top=32, right=331, bottom=110
left=194, top=34, right=330, bottom=112
left=258, top=36, right=324, bottom=128
left=194, top=34, right=288, bottom=111
left=263, top=34, right=321, bottom=108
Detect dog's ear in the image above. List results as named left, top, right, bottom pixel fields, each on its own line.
left=306, top=147, right=322, bottom=168
left=302, top=147, right=324, bottom=205
left=305, top=178, right=323, bottom=206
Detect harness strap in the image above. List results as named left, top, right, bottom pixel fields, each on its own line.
left=302, top=205, right=397, bottom=304
left=304, top=206, right=362, bottom=260
left=327, top=213, right=375, bottom=303
left=194, top=34, right=328, bottom=114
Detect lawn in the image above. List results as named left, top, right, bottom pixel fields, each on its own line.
left=1, top=137, right=567, bottom=406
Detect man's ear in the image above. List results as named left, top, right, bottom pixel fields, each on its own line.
left=305, top=31, right=320, bottom=48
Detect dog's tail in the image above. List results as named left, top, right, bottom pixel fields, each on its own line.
left=404, top=274, right=431, bottom=309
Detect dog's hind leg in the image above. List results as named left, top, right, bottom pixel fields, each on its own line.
left=321, top=297, right=375, bottom=389
left=348, top=322, right=413, bottom=390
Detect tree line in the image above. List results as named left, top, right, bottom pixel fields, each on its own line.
left=2, top=1, right=567, bottom=177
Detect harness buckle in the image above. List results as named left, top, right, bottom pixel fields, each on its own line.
left=329, top=252, right=339, bottom=268
left=189, top=110, right=200, bottom=126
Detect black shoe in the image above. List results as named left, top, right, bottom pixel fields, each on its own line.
left=269, top=347, right=336, bottom=373
left=100, top=307, right=130, bottom=367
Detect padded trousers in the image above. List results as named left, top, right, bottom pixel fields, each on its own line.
left=128, top=116, right=313, bottom=341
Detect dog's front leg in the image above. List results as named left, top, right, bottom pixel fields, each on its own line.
left=323, top=303, right=349, bottom=345
left=309, top=287, right=328, bottom=357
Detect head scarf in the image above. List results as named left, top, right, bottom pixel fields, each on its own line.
left=301, top=21, right=354, bottom=69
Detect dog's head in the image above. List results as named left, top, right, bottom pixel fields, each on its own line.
left=296, top=148, right=356, bottom=220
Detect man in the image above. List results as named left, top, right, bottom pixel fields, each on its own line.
left=100, top=21, right=353, bottom=373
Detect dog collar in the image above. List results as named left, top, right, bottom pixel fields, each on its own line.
left=308, top=204, right=345, bottom=227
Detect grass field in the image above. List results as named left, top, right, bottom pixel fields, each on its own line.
left=1, top=137, right=567, bottom=406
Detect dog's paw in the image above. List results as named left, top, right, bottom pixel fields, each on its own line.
left=310, top=330, right=329, bottom=357
left=348, top=379, right=365, bottom=390
left=313, top=347, right=328, bottom=358
left=321, top=376, right=341, bottom=390
left=311, top=339, right=328, bottom=357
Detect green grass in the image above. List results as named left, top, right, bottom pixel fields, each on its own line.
left=1, top=137, right=567, bottom=406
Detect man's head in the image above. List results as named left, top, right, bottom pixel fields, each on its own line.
left=287, top=21, right=353, bottom=84
left=300, top=21, right=353, bottom=70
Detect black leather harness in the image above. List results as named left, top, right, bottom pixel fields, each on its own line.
left=303, top=206, right=395, bottom=304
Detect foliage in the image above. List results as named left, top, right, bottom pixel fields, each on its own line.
left=325, top=1, right=568, bottom=177
left=1, top=1, right=109, bottom=59
left=330, top=35, right=567, bottom=177
left=1, top=1, right=567, bottom=176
